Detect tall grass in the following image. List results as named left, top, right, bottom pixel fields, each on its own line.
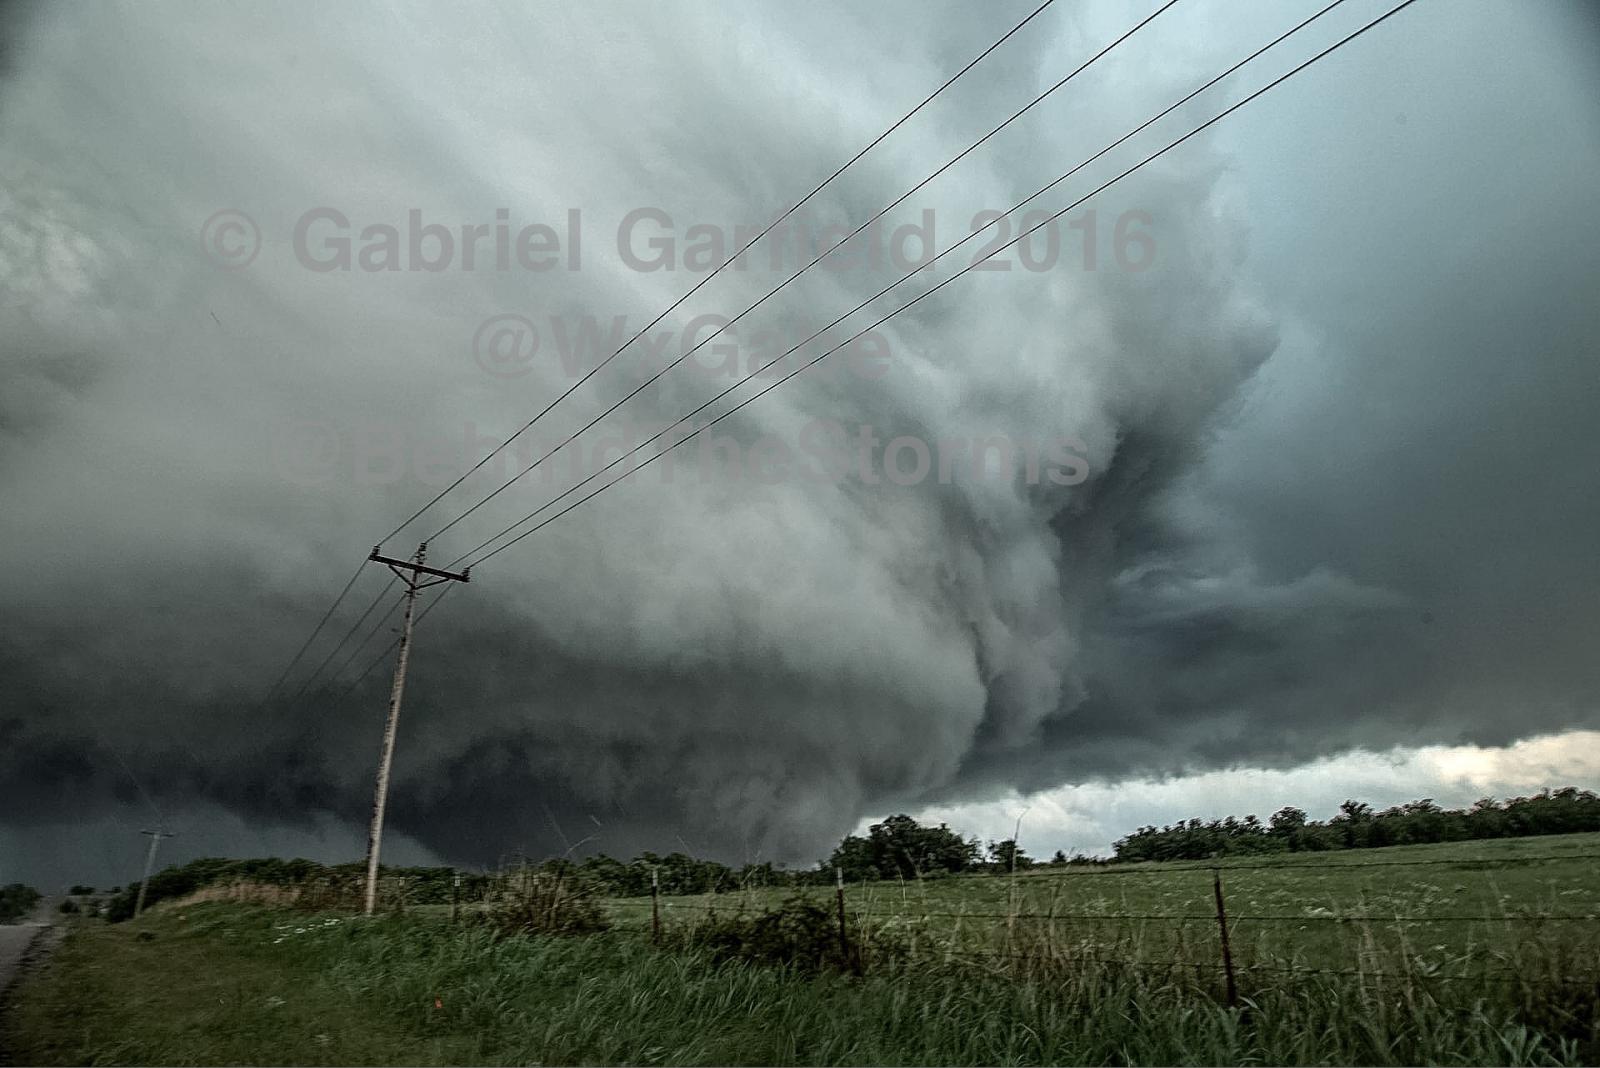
left=8, top=902, right=1592, bottom=1065
left=301, top=907, right=1600, bottom=1065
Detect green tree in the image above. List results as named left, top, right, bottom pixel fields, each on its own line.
left=986, top=839, right=1033, bottom=872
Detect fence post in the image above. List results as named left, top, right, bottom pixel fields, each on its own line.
left=835, top=866, right=857, bottom=973
left=651, top=869, right=661, bottom=944
left=1212, top=868, right=1238, bottom=1008
left=451, top=872, right=461, bottom=923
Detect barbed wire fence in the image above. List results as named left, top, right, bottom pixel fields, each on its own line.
left=602, top=851, right=1600, bottom=1004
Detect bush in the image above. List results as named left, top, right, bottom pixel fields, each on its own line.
left=58, top=899, right=80, bottom=914
left=675, top=894, right=918, bottom=975
left=0, top=883, right=41, bottom=923
left=692, top=896, right=849, bottom=972
left=486, top=868, right=610, bottom=937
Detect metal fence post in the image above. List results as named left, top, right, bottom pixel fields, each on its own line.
left=835, top=866, right=856, bottom=973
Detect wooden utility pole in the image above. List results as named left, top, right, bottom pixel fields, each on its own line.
left=133, top=829, right=176, bottom=919
left=362, top=542, right=470, bottom=915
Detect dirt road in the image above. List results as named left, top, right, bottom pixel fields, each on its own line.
left=0, top=897, right=57, bottom=1002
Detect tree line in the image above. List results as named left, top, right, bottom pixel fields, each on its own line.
left=523, top=816, right=1048, bottom=895
left=101, top=787, right=1600, bottom=918
left=102, top=857, right=487, bottom=921
left=103, top=819, right=1042, bottom=919
left=1111, top=787, right=1600, bottom=862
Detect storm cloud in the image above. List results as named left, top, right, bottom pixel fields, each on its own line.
left=2, top=0, right=1597, bottom=885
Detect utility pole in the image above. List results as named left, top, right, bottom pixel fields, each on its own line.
left=133, top=829, right=176, bottom=919
left=362, top=542, right=470, bottom=915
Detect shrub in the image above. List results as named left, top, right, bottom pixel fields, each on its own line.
left=691, top=895, right=849, bottom=972
left=0, top=883, right=41, bottom=923
left=676, top=894, right=920, bottom=975
left=486, top=868, right=610, bottom=937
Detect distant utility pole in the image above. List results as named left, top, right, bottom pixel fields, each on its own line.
left=133, top=829, right=176, bottom=919
left=362, top=542, right=470, bottom=915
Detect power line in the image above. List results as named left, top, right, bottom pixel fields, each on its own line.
left=271, top=0, right=1368, bottom=700
left=104, top=742, right=165, bottom=826
left=457, top=0, right=1406, bottom=571
left=442, top=0, right=1348, bottom=567
left=317, top=592, right=407, bottom=696
left=376, top=0, right=1067, bottom=546
left=335, top=582, right=460, bottom=700
left=290, top=574, right=399, bottom=700
left=424, top=0, right=1185, bottom=546
left=259, top=560, right=366, bottom=703
left=269, top=0, right=1086, bottom=709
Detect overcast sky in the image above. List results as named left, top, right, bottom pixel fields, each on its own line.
left=3, top=0, right=1598, bottom=889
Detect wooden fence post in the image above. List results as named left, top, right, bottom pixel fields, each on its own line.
left=1212, top=868, right=1238, bottom=1008
left=451, top=872, right=461, bottom=923
left=651, top=869, right=661, bottom=944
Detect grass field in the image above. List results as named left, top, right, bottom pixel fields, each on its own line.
left=3, top=835, right=1598, bottom=1066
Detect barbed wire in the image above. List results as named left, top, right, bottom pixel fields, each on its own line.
left=481, top=854, right=1600, bottom=994
left=940, top=950, right=1600, bottom=988
left=614, top=904, right=1598, bottom=926
left=552, top=847, right=1600, bottom=996
left=602, top=850, right=1600, bottom=992
left=592, top=850, right=1600, bottom=902
left=615, top=918, right=1600, bottom=989
left=868, top=911, right=1596, bottom=924
left=1020, top=851, right=1600, bottom=876
left=619, top=899, right=1595, bottom=924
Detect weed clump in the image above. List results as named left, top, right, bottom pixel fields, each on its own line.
left=680, top=894, right=908, bottom=974
left=692, top=895, right=846, bottom=971
left=487, top=869, right=610, bottom=937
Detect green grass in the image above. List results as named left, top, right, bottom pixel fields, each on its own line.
left=4, top=835, right=1599, bottom=1066
left=6, top=903, right=1596, bottom=1066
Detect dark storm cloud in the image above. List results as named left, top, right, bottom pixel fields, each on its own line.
left=0, top=0, right=41, bottom=80
left=2, top=0, right=1597, bottom=883
left=947, top=0, right=1600, bottom=800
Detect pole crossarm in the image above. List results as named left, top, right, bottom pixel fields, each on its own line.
left=369, top=546, right=470, bottom=584
left=133, top=829, right=177, bottom=919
